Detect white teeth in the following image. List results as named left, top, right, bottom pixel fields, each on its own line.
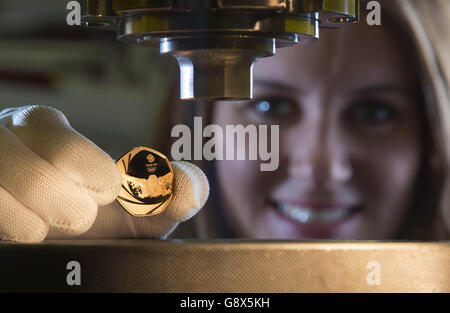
left=278, top=203, right=352, bottom=224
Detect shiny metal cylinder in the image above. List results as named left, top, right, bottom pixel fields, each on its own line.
left=160, top=36, right=275, bottom=100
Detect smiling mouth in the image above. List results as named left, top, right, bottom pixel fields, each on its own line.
left=274, top=202, right=361, bottom=224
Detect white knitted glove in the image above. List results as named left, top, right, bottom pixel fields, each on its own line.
left=0, top=105, right=209, bottom=242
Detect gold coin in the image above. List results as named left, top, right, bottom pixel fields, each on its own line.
left=116, top=147, right=174, bottom=217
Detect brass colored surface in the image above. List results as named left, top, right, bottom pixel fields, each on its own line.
left=116, top=147, right=173, bottom=217
left=322, top=0, right=359, bottom=24
left=323, top=0, right=358, bottom=17
left=0, top=240, right=448, bottom=292
left=81, top=0, right=115, bottom=26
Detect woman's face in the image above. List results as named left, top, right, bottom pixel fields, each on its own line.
left=213, top=22, right=423, bottom=239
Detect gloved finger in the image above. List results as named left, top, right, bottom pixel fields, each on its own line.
left=133, top=213, right=180, bottom=239
left=161, top=161, right=209, bottom=222
left=88, top=201, right=179, bottom=239
left=48, top=200, right=180, bottom=240
left=0, top=105, right=121, bottom=205
left=0, top=186, right=48, bottom=243
left=0, top=126, right=98, bottom=235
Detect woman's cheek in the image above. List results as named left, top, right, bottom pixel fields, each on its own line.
left=216, top=159, right=266, bottom=237
left=218, top=159, right=266, bottom=204
left=355, top=142, right=422, bottom=239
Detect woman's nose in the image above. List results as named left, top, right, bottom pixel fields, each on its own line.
left=288, top=127, right=353, bottom=186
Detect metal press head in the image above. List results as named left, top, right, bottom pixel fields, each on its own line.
left=81, top=0, right=360, bottom=100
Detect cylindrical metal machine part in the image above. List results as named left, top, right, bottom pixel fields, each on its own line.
left=160, top=36, right=275, bottom=99
left=82, top=0, right=360, bottom=100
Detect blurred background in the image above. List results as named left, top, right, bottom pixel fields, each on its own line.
left=0, top=0, right=177, bottom=159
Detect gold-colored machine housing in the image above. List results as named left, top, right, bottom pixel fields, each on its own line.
left=82, top=0, right=360, bottom=100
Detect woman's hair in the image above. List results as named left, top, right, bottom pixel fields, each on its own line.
left=388, top=0, right=450, bottom=239
left=162, top=0, right=450, bottom=240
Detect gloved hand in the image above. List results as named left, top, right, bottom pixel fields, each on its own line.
left=0, top=105, right=209, bottom=242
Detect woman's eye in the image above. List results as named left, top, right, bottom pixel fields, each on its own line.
left=350, top=100, right=398, bottom=125
left=250, top=97, right=296, bottom=118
